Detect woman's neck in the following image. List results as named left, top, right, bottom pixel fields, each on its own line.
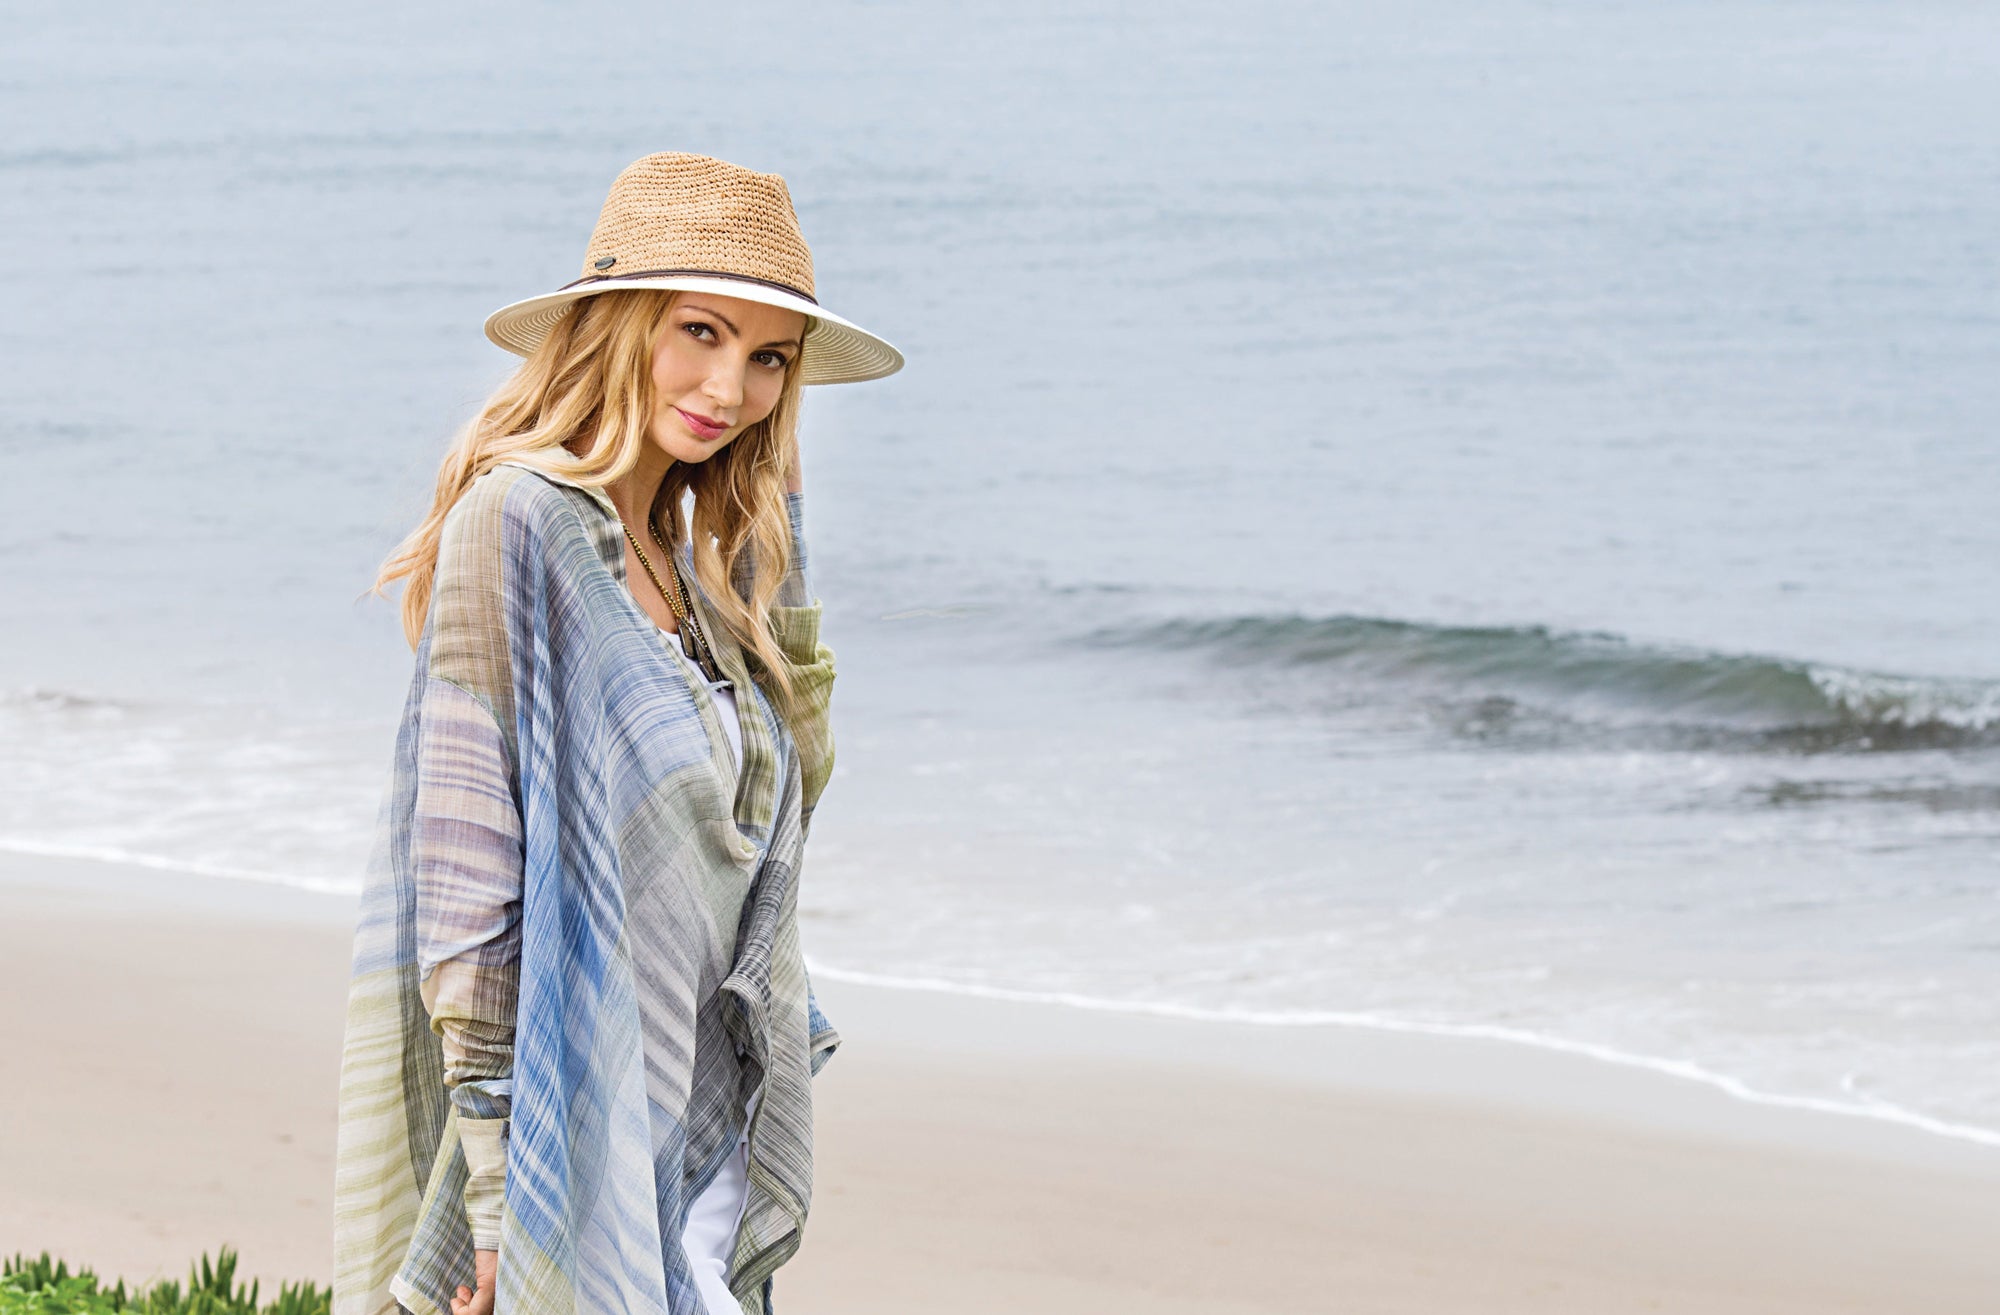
left=601, top=449, right=676, bottom=538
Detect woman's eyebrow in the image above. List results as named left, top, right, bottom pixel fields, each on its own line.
left=682, top=302, right=802, bottom=350
left=683, top=302, right=740, bottom=336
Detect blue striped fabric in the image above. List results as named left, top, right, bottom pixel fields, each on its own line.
left=333, top=462, right=841, bottom=1315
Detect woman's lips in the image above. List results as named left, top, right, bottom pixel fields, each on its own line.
left=675, top=407, right=729, bottom=441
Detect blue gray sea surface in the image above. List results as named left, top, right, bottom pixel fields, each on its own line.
left=3, top=2, right=1996, bottom=1143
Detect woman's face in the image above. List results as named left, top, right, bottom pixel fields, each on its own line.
left=648, top=292, right=808, bottom=464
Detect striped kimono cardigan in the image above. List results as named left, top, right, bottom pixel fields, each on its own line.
left=333, top=460, right=841, bottom=1315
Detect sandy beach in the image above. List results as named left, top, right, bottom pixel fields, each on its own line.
left=2, top=850, right=1995, bottom=1313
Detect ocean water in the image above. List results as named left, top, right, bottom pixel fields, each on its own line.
left=4, top=2, right=1998, bottom=1144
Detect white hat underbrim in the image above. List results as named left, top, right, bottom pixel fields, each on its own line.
left=483, top=274, right=904, bottom=386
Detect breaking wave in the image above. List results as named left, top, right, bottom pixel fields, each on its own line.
left=1077, top=614, right=2000, bottom=753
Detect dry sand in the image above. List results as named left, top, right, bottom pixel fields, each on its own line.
left=2, top=850, right=1995, bottom=1312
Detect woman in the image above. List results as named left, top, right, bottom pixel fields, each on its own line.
left=331, top=152, right=902, bottom=1315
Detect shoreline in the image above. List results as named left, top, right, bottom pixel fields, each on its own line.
left=803, top=963, right=2000, bottom=1157
left=3, top=851, right=1996, bottom=1311
left=799, top=966, right=1998, bottom=1181
left=9, top=840, right=1994, bottom=1158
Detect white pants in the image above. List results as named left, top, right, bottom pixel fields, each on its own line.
left=681, top=1087, right=761, bottom=1314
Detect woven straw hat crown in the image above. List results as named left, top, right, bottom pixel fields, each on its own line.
left=484, top=151, right=902, bottom=385
left=581, top=153, right=817, bottom=299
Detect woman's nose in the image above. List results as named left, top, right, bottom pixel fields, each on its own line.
left=703, top=359, right=746, bottom=411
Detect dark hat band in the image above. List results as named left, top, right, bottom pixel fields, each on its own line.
left=557, top=267, right=821, bottom=306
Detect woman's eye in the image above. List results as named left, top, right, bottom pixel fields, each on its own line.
left=754, top=351, right=788, bottom=369
left=683, top=321, right=715, bottom=341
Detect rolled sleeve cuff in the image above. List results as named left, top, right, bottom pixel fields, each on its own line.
left=459, top=1115, right=509, bottom=1249
left=448, top=1075, right=513, bottom=1123
left=769, top=599, right=826, bottom=667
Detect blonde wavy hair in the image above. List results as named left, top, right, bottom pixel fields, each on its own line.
left=374, top=288, right=811, bottom=726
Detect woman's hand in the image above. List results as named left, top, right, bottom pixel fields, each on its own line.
left=452, top=1248, right=497, bottom=1315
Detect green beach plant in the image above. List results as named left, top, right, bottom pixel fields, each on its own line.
left=0, top=1249, right=328, bottom=1315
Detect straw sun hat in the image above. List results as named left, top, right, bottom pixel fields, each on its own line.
left=484, top=152, right=904, bottom=386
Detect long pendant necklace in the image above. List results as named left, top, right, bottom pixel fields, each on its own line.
left=622, top=518, right=728, bottom=685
